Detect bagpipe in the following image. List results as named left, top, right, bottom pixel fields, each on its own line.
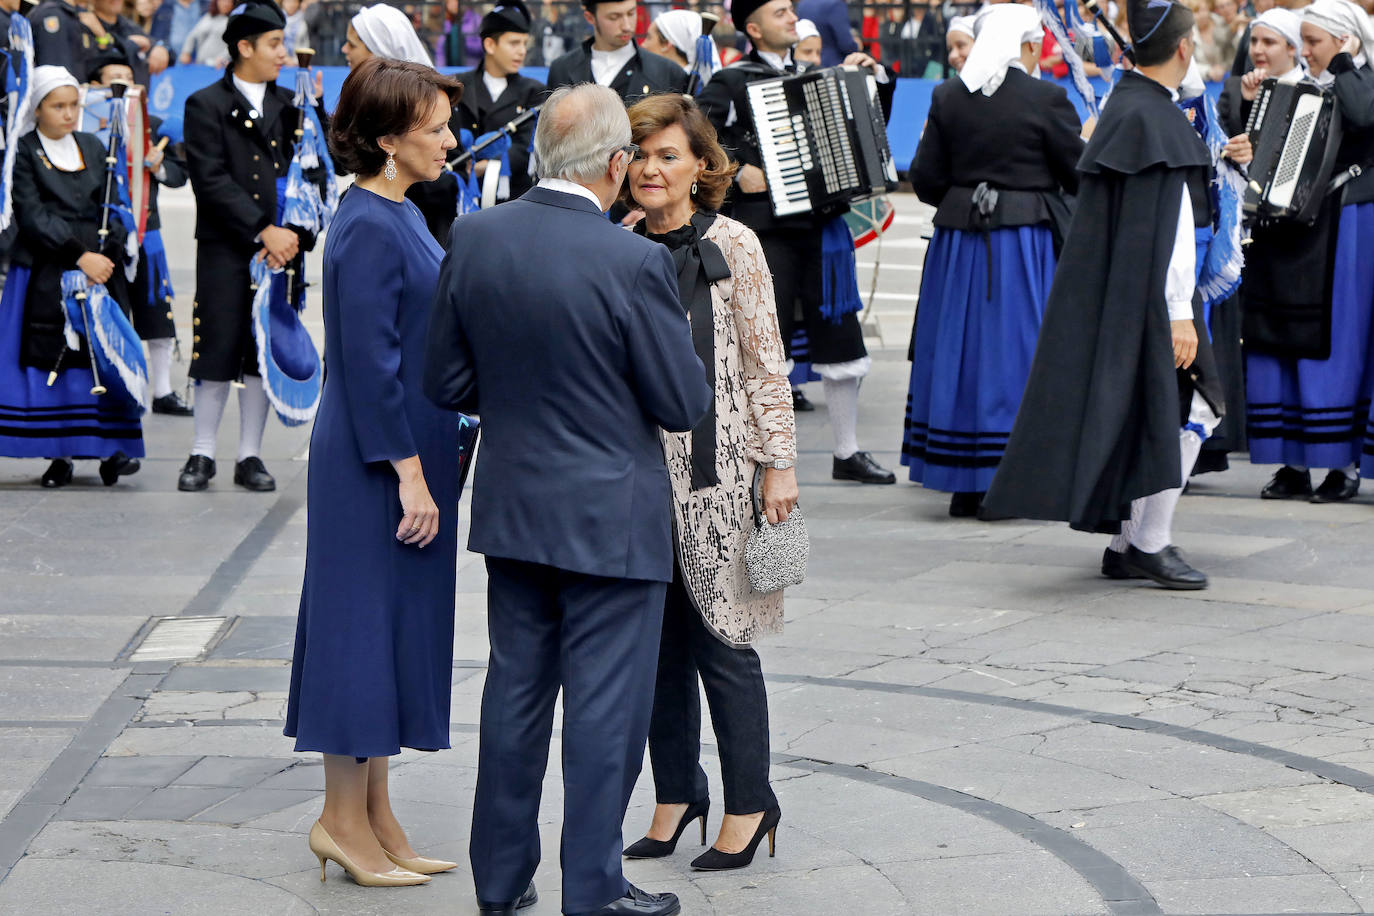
left=0, top=9, right=33, bottom=233
left=449, top=105, right=540, bottom=212
left=45, top=80, right=149, bottom=411
left=251, top=47, right=336, bottom=427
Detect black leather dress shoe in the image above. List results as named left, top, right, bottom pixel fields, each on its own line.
left=1123, top=545, right=1208, bottom=590
left=791, top=389, right=815, bottom=412
left=98, top=451, right=141, bottom=487
left=151, top=392, right=194, bottom=416
left=477, top=880, right=538, bottom=914
left=177, top=455, right=216, bottom=492
left=570, top=884, right=680, bottom=916
left=948, top=491, right=984, bottom=517
left=1101, top=547, right=1142, bottom=580
left=833, top=451, right=896, bottom=484
left=1261, top=465, right=1312, bottom=500
left=1311, top=470, right=1360, bottom=503
left=233, top=457, right=276, bottom=492
left=40, top=459, right=73, bottom=489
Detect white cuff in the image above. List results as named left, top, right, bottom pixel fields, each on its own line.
left=1167, top=298, right=1194, bottom=322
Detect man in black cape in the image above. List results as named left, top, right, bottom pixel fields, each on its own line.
left=982, top=0, right=1225, bottom=590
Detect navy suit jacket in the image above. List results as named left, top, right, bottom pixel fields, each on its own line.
left=424, top=186, right=712, bottom=583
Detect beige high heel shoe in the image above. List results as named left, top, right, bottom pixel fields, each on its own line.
left=382, top=848, right=459, bottom=875
left=309, top=820, right=432, bottom=887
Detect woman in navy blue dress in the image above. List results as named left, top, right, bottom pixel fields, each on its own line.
left=284, top=57, right=463, bottom=888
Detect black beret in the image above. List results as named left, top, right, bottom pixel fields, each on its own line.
left=480, top=0, right=531, bottom=38
left=223, top=0, right=287, bottom=47
left=730, top=0, right=770, bottom=33
left=86, top=42, right=131, bottom=83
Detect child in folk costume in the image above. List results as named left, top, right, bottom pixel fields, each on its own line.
left=905, top=3, right=1083, bottom=517
left=0, top=65, right=143, bottom=487
left=86, top=43, right=193, bottom=416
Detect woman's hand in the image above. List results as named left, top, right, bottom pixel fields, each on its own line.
left=1241, top=67, right=1267, bottom=101
left=1223, top=133, right=1253, bottom=166
left=761, top=466, right=799, bottom=525
left=392, top=456, right=439, bottom=548
left=77, top=252, right=115, bottom=285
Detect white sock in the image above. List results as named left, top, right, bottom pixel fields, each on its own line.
left=1109, top=498, right=1143, bottom=554
left=147, top=338, right=175, bottom=399
left=823, top=376, right=860, bottom=460
left=237, top=375, right=270, bottom=462
left=1131, top=429, right=1205, bottom=555
left=1338, top=463, right=1359, bottom=481
left=191, top=380, right=230, bottom=460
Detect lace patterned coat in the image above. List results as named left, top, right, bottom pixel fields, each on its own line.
left=666, top=215, right=797, bottom=646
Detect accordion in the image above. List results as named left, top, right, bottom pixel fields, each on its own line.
left=746, top=65, right=899, bottom=218
left=1243, top=79, right=1343, bottom=225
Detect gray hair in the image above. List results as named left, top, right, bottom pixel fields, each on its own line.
left=534, top=84, right=632, bottom=184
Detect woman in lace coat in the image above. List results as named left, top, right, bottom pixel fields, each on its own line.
left=620, top=94, right=798, bottom=873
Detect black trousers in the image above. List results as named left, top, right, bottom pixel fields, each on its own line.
left=471, top=557, right=666, bottom=914
left=647, top=572, right=777, bottom=815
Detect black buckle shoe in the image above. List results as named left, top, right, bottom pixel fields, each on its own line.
left=177, top=454, right=216, bottom=492
left=1261, top=466, right=1312, bottom=500
left=99, top=451, right=141, bottom=487
left=151, top=392, right=194, bottom=416
left=1311, top=470, right=1359, bottom=503
left=1123, top=545, right=1208, bottom=590
left=40, top=459, right=74, bottom=489
left=1101, top=547, right=1143, bottom=579
left=791, top=389, right=815, bottom=412
left=233, top=457, right=276, bottom=492
left=948, top=491, right=984, bottom=517
left=832, top=451, right=896, bottom=484
left=477, top=880, right=538, bottom=914
left=572, top=884, right=681, bottom=916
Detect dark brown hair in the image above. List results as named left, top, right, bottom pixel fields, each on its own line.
left=621, top=93, right=737, bottom=212
left=329, top=57, right=463, bottom=177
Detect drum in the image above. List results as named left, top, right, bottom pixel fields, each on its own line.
left=844, top=194, right=895, bottom=248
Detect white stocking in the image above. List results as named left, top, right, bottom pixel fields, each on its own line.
left=147, top=338, right=175, bottom=399
left=237, top=375, right=269, bottom=462
left=822, top=376, right=860, bottom=460
left=191, top=380, right=230, bottom=459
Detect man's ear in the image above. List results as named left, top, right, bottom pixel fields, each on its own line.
left=745, top=19, right=762, bottom=43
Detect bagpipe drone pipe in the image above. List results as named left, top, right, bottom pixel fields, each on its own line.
left=44, top=81, right=149, bottom=412
left=450, top=104, right=541, bottom=213
left=0, top=10, right=34, bottom=233
left=252, top=48, right=337, bottom=428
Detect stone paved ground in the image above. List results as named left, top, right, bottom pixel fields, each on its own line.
left=3, top=191, right=1374, bottom=915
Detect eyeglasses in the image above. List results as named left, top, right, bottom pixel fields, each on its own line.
left=613, top=143, right=639, bottom=162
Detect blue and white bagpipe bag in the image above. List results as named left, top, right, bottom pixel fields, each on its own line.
left=1177, top=72, right=1246, bottom=319
left=251, top=62, right=338, bottom=427
left=1034, top=0, right=1102, bottom=117
left=0, top=11, right=33, bottom=233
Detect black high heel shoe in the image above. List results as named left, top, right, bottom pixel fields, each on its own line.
left=623, top=798, right=710, bottom=859
left=690, top=807, right=781, bottom=871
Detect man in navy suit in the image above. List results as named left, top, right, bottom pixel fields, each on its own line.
left=424, top=84, right=711, bottom=916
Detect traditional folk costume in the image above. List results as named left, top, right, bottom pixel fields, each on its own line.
left=544, top=2, right=689, bottom=102
left=0, top=66, right=144, bottom=487
left=905, top=4, right=1082, bottom=516
left=179, top=0, right=326, bottom=493
left=1240, top=0, right=1374, bottom=502
left=699, top=0, right=895, bottom=484
left=982, top=0, right=1225, bottom=590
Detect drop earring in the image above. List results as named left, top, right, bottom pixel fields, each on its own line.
left=384, top=155, right=398, bottom=182
left=691, top=181, right=698, bottom=195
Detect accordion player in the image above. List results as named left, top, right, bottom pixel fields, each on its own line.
left=744, top=65, right=899, bottom=218
left=1243, top=78, right=1344, bottom=224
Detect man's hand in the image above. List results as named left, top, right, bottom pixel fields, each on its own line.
left=259, top=225, right=300, bottom=269
left=147, top=45, right=170, bottom=74
left=145, top=144, right=165, bottom=173
left=1223, top=133, right=1253, bottom=166
left=77, top=251, right=115, bottom=284
left=620, top=208, right=645, bottom=227
left=737, top=163, right=767, bottom=194
left=128, top=34, right=151, bottom=52
left=78, top=11, right=106, bottom=36
left=1241, top=67, right=1268, bottom=100
left=314, top=69, right=324, bottom=99
left=842, top=51, right=879, bottom=73
left=1172, top=318, right=1198, bottom=369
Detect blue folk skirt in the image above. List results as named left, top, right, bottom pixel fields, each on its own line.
left=1248, top=202, right=1374, bottom=470
left=0, top=266, right=144, bottom=460
left=901, top=224, right=1056, bottom=493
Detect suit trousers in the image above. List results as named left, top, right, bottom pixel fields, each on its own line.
left=647, top=572, right=778, bottom=815
left=471, top=557, right=668, bottom=914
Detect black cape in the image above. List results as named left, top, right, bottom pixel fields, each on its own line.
left=982, top=72, right=1224, bottom=533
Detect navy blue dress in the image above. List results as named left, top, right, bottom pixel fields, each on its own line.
left=285, top=188, right=461, bottom=758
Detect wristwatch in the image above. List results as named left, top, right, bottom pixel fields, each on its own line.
left=769, top=459, right=795, bottom=470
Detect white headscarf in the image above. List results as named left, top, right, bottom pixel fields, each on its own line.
left=21, top=66, right=79, bottom=137
left=656, top=8, right=703, bottom=57
left=795, top=17, right=821, bottom=43
left=960, top=4, right=1042, bottom=96
left=351, top=4, right=434, bottom=67
left=1252, top=7, right=1302, bottom=51
left=947, top=15, right=975, bottom=39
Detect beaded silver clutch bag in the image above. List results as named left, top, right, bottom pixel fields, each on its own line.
left=744, top=465, right=809, bottom=594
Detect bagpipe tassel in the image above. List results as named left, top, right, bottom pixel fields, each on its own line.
left=1180, top=91, right=1246, bottom=308
left=820, top=216, right=864, bottom=324
left=454, top=128, right=482, bottom=216
left=250, top=257, right=321, bottom=427
left=142, top=227, right=175, bottom=306
left=0, top=14, right=34, bottom=233
left=1035, top=0, right=1100, bottom=117
left=60, top=270, right=149, bottom=412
